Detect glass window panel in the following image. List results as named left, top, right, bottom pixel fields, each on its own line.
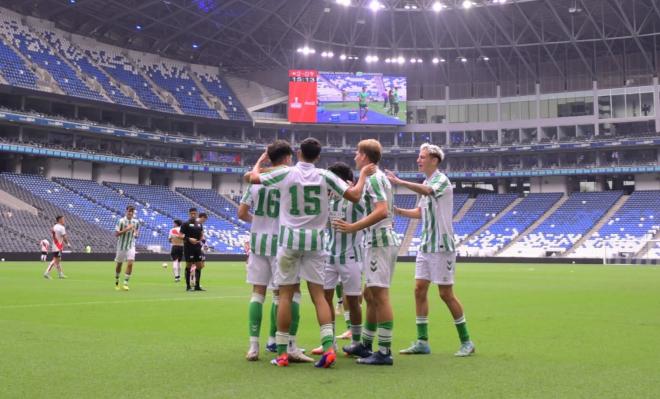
left=626, top=93, right=640, bottom=117
left=641, top=92, right=654, bottom=116
left=598, top=95, right=611, bottom=119
left=612, top=95, right=625, bottom=118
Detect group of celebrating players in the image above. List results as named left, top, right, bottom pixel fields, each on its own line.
left=38, top=135, right=474, bottom=368
left=239, top=137, right=475, bottom=368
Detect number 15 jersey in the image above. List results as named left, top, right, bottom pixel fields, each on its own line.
left=260, top=161, right=349, bottom=251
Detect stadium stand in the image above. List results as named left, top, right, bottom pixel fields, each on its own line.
left=463, top=193, right=563, bottom=256
left=144, top=64, right=219, bottom=119
left=0, top=25, right=39, bottom=89
left=195, top=73, right=250, bottom=121
left=454, top=193, right=519, bottom=243
left=175, top=187, right=246, bottom=230
left=106, top=182, right=248, bottom=254
left=570, top=191, right=660, bottom=258
left=502, top=191, right=624, bottom=257
left=0, top=12, right=249, bottom=120
left=1, top=20, right=104, bottom=101
left=89, top=50, right=175, bottom=114
left=42, top=31, right=139, bottom=107
left=53, top=178, right=170, bottom=249
left=0, top=174, right=116, bottom=252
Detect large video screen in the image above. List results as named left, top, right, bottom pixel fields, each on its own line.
left=288, top=70, right=407, bottom=126
left=317, top=72, right=407, bottom=125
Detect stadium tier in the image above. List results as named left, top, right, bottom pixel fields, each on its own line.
left=502, top=191, right=624, bottom=257
left=0, top=173, right=116, bottom=252
left=42, top=32, right=138, bottom=107
left=143, top=64, right=219, bottom=119
left=0, top=12, right=249, bottom=121
left=570, top=190, right=660, bottom=258
left=462, top=193, right=563, bottom=256
left=106, top=182, right=248, bottom=254
left=52, top=177, right=170, bottom=249
left=453, top=193, right=519, bottom=243
left=175, top=187, right=245, bottom=229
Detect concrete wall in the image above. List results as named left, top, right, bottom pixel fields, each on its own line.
left=169, top=171, right=192, bottom=189
left=192, top=172, right=212, bottom=189
left=93, top=164, right=139, bottom=184
left=217, top=173, right=244, bottom=195
left=45, top=158, right=71, bottom=179
left=635, top=174, right=660, bottom=190
left=530, top=176, right=568, bottom=194
left=72, top=161, right=92, bottom=180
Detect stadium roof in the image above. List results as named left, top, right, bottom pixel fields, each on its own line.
left=4, top=0, right=660, bottom=77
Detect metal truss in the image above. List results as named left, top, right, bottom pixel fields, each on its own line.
left=2, top=0, right=659, bottom=80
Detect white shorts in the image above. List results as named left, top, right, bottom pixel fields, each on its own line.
left=246, top=253, right=278, bottom=288
left=415, top=252, right=456, bottom=285
left=364, top=246, right=398, bottom=288
left=114, top=248, right=136, bottom=263
left=275, top=247, right=326, bottom=286
left=323, top=259, right=363, bottom=296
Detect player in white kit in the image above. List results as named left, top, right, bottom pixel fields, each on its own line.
left=44, top=215, right=69, bottom=279
left=39, top=239, right=50, bottom=262
left=239, top=140, right=312, bottom=363
left=334, top=139, right=400, bottom=366
left=387, top=143, right=475, bottom=357
left=246, top=138, right=374, bottom=368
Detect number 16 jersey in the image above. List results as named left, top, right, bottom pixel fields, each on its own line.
left=241, top=183, right=281, bottom=257
left=260, top=161, right=349, bottom=251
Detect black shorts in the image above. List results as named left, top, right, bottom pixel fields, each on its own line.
left=171, top=246, right=183, bottom=261
left=359, top=103, right=367, bottom=109
left=41, top=251, right=47, bottom=256
left=52, top=251, right=62, bottom=258
left=184, top=246, right=204, bottom=263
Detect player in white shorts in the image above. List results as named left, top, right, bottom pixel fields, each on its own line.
left=44, top=215, right=69, bottom=279
left=39, top=239, right=50, bottom=262
left=334, top=139, right=400, bottom=366
left=312, top=162, right=366, bottom=356
left=239, top=140, right=311, bottom=363
left=114, top=205, right=139, bottom=291
left=387, top=143, right=475, bottom=357
left=246, top=137, right=374, bottom=368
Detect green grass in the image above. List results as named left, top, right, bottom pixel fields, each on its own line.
left=1, top=261, right=659, bottom=398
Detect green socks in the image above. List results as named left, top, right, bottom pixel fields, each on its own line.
left=377, top=321, right=394, bottom=354
left=363, top=321, right=377, bottom=349
left=455, top=315, right=471, bottom=343
left=248, top=294, right=264, bottom=338
left=416, top=316, right=429, bottom=342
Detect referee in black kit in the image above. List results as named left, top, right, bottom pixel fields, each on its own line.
left=180, top=207, right=205, bottom=292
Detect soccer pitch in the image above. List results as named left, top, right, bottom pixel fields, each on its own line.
left=1, top=261, right=659, bottom=399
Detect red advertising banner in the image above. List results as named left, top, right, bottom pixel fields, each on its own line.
left=288, top=69, right=318, bottom=123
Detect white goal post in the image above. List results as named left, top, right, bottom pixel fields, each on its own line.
left=600, top=239, right=660, bottom=265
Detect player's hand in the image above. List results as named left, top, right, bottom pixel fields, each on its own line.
left=332, top=219, right=358, bottom=234
left=393, top=206, right=400, bottom=216
left=188, top=237, right=199, bottom=245
left=256, top=151, right=269, bottom=166
left=385, top=169, right=400, bottom=185
left=361, top=163, right=377, bottom=177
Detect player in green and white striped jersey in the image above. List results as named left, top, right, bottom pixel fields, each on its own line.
left=316, top=162, right=366, bottom=354
left=334, top=139, right=400, bottom=366
left=238, top=140, right=312, bottom=363
left=114, top=205, right=139, bottom=291
left=387, top=143, right=475, bottom=357
left=246, top=138, right=374, bottom=368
